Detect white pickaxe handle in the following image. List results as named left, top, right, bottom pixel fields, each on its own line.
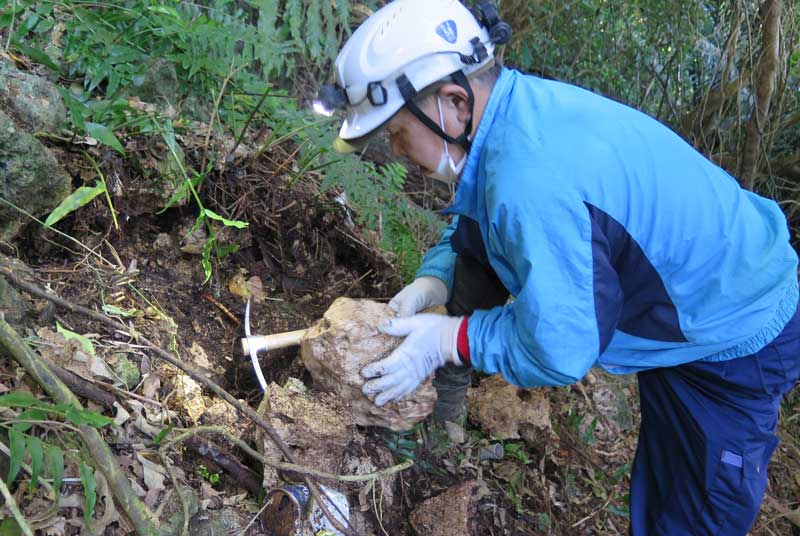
left=240, top=329, right=308, bottom=356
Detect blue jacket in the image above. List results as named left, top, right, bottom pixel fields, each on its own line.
left=416, top=68, right=799, bottom=387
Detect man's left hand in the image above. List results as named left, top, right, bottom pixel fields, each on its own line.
left=362, top=314, right=464, bottom=406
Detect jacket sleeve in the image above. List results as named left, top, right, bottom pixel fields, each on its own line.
left=415, top=216, right=459, bottom=292
left=467, top=130, right=623, bottom=387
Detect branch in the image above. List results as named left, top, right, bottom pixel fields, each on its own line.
left=0, top=478, right=35, bottom=536
left=0, top=264, right=361, bottom=536
left=163, top=426, right=413, bottom=483
left=740, top=0, right=783, bottom=189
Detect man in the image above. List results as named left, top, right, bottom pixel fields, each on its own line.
left=316, top=0, right=800, bottom=533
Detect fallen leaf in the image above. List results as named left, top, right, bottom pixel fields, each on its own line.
left=227, top=270, right=250, bottom=299
left=246, top=276, right=265, bottom=304
left=188, top=342, right=212, bottom=369
left=136, top=453, right=166, bottom=508
left=142, top=373, right=160, bottom=399
left=201, top=482, right=224, bottom=509
left=113, top=402, right=131, bottom=427
left=88, top=355, right=117, bottom=382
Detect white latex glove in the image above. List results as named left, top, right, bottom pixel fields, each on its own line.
left=388, top=276, right=449, bottom=317
left=361, top=314, right=463, bottom=406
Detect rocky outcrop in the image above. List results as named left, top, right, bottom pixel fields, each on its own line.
left=0, top=62, right=72, bottom=241
left=0, top=110, right=72, bottom=241
left=0, top=61, right=66, bottom=133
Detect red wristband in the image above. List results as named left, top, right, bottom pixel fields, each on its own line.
left=457, top=317, right=470, bottom=364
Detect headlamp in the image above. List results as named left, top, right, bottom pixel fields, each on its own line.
left=313, top=84, right=349, bottom=116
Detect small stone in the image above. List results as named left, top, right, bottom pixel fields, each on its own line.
left=410, top=481, right=479, bottom=536
left=444, top=421, right=466, bottom=444
left=467, top=375, right=552, bottom=440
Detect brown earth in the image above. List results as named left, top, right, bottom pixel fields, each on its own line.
left=3, top=132, right=798, bottom=536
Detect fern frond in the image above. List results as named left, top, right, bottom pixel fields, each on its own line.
left=305, top=0, right=325, bottom=63
left=336, top=0, right=350, bottom=37
left=321, top=0, right=337, bottom=61
left=285, top=0, right=305, bottom=55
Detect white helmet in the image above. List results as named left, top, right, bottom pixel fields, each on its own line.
left=316, top=0, right=511, bottom=151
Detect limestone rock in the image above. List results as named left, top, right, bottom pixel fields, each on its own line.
left=0, top=61, right=66, bottom=132
left=257, top=379, right=355, bottom=489
left=300, top=297, right=437, bottom=431
left=410, top=480, right=479, bottom=536
left=467, top=375, right=552, bottom=441
left=0, top=110, right=72, bottom=241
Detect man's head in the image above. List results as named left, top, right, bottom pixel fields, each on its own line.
left=384, top=67, right=499, bottom=178
left=317, top=0, right=510, bottom=180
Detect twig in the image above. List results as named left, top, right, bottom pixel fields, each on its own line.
left=238, top=496, right=271, bottom=536
left=571, top=478, right=626, bottom=528
left=43, top=355, right=118, bottom=407
left=229, top=86, right=272, bottom=160
left=163, top=426, right=414, bottom=483
left=201, top=57, right=246, bottom=173
left=740, top=0, right=783, bottom=188
left=764, top=495, right=800, bottom=529
left=0, top=477, right=35, bottom=536
left=0, top=264, right=360, bottom=536
left=201, top=293, right=241, bottom=327
left=160, top=450, right=190, bottom=536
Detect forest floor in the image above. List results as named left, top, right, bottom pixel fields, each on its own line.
left=3, top=123, right=800, bottom=536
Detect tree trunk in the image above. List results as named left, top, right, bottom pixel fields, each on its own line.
left=740, top=0, right=783, bottom=190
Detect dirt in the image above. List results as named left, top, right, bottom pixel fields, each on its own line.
left=5, top=132, right=800, bottom=536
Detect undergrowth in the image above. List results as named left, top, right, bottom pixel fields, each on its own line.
left=1, top=0, right=438, bottom=283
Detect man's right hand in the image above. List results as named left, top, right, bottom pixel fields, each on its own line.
left=388, top=276, right=449, bottom=317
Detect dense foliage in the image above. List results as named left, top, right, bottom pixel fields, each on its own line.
left=1, top=0, right=439, bottom=281
left=500, top=0, right=799, bottom=208
left=2, top=0, right=799, bottom=273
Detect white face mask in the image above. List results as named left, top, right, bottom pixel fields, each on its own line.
left=427, top=96, right=466, bottom=184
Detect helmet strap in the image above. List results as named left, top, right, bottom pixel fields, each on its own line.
left=397, top=70, right=474, bottom=152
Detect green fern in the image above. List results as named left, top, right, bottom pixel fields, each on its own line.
left=305, top=0, right=325, bottom=64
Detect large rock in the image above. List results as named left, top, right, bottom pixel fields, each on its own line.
left=301, top=297, right=437, bottom=431
left=0, top=61, right=66, bottom=133
left=0, top=110, right=72, bottom=241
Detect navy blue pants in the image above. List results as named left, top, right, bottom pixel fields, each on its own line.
left=630, top=302, right=800, bottom=535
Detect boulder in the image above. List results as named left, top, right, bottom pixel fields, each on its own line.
left=300, top=297, right=437, bottom=431
left=0, top=110, right=72, bottom=241
left=0, top=61, right=66, bottom=133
